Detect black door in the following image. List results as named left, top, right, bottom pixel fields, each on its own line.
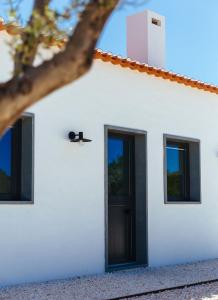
left=108, top=133, right=135, bottom=265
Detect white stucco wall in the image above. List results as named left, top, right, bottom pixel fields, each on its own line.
left=1, top=32, right=218, bottom=286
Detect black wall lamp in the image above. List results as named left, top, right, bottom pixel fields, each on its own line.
left=68, top=131, right=92, bottom=143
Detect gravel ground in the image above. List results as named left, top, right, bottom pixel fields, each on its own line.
left=1, top=259, right=218, bottom=299
left=130, top=281, right=218, bottom=300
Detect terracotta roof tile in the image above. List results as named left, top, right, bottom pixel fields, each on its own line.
left=94, top=49, right=218, bottom=95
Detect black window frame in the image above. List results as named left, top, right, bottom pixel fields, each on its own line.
left=0, top=114, right=34, bottom=204
left=164, top=134, right=201, bottom=204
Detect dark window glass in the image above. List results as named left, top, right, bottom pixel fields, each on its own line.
left=108, top=136, right=131, bottom=197
left=0, top=120, right=22, bottom=200
left=0, top=129, right=12, bottom=194
left=166, top=141, right=190, bottom=202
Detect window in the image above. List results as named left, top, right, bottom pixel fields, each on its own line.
left=164, top=135, right=201, bottom=203
left=0, top=115, right=33, bottom=203
left=108, top=135, right=133, bottom=197
left=166, top=141, right=190, bottom=202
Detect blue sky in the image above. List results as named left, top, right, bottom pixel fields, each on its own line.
left=1, top=0, right=218, bottom=85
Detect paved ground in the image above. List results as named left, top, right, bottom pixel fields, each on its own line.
left=129, top=281, right=218, bottom=299
left=1, top=259, right=218, bottom=299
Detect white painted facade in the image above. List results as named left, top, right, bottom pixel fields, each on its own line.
left=0, top=16, right=218, bottom=287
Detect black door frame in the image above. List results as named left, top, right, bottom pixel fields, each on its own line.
left=104, top=125, right=148, bottom=271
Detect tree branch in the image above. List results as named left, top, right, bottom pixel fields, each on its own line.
left=14, top=0, right=51, bottom=75
left=33, top=0, right=50, bottom=13
left=0, top=0, right=118, bottom=134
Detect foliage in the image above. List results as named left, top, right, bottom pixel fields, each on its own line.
left=6, top=1, right=72, bottom=75
left=3, top=0, right=148, bottom=76
left=108, top=156, right=124, bottom=195
left=0, top=0, right=148, bottom=136
left=167, top=172, right=181, bottom=197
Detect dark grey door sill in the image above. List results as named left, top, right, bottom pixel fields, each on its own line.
left=107, top=262, right=147, bottom=272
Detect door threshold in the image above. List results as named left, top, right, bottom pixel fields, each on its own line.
left=107, top=262, right=147, bottom=272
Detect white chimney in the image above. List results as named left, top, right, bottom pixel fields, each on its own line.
left=127, top=10, right=165, bottom=69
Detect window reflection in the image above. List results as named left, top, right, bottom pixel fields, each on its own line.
left=108, top=137, right=129, bottom=196
left=0, top=129, right=12, bottom=194
left=167, top=142, right=189, bottom=201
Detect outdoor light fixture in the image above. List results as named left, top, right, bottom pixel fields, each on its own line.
left=68, top=131, right=92, bottom=143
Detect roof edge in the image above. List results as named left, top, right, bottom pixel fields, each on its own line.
left=94, top=50, right=218, bottom=95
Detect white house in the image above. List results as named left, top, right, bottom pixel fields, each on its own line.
left=0, top=9, right=218, bottom=287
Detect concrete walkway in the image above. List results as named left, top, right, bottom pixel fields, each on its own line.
left=130, top=281, right=218, bottom=300
left=1, top=259, right=218, bottom=299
